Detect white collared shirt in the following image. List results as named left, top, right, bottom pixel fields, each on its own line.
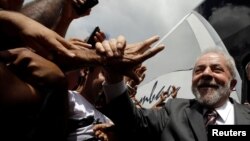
left=67, top=90, right=113, bottom=141
left=215, top=99, right=235, bottom=125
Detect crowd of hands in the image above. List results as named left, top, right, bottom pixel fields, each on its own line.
left=0, top=0, right=182, bottom=141
left=0, top=0, right=164, bottom=102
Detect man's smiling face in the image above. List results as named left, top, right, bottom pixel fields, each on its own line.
left=192, top=52, right=234, bottom=108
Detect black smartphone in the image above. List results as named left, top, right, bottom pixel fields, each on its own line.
left=73, top=0, right=99, bottom=15
left=87, top=26, right=100, bottom=47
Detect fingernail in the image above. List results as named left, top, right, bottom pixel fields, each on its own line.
left=117, top=43, right=123, bottom=48
left=155, top=35, right=160, bottom=39
left=139, top=77, right=142, bottom=82
left=69, top=52, right=76, bottom=57
left=108, top=52, right=113, bottom=57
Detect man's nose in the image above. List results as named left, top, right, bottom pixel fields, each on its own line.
left=201, top=68, right=213, bottom=79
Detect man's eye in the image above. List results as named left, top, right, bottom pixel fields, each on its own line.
left=213, top=69, right=223, bottom=73
left=212, top=66, right=223, bottom=73
left=194, top=68, right=202, bottom=74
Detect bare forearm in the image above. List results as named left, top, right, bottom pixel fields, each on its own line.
left=53, top=49, right=103, bottom=72
left=0, top=11, right=34, bottom=36
left=20, top=0, right=65, bottom=28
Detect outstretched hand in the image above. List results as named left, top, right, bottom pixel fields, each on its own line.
left=93, top=123, right=116, bottom=141
left=125, top=64, right=147, bottom=87
left=20, top=20, right=78, bottom=59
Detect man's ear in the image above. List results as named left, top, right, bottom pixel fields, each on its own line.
left=230, top=79, right=237, bottom=90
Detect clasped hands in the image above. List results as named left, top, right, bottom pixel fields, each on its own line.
left=95, top=35, right=165, bottom=83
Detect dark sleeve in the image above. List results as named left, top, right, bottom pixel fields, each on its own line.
left=102, top=92, right=169, bottom=140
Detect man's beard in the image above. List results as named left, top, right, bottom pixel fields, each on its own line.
left=192, top=80, right=231, bottom=107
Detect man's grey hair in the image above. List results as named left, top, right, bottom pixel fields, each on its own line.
left=194, top=47, right=236, bottom=79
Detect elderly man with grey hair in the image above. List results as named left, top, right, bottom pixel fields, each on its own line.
left=99, top=46, right=250, bottom=141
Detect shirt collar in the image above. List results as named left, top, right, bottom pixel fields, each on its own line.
left=215, top=99, right=233, bottom=122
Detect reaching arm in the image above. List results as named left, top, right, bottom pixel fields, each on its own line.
left=0, top=10, right=77, bottom=58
